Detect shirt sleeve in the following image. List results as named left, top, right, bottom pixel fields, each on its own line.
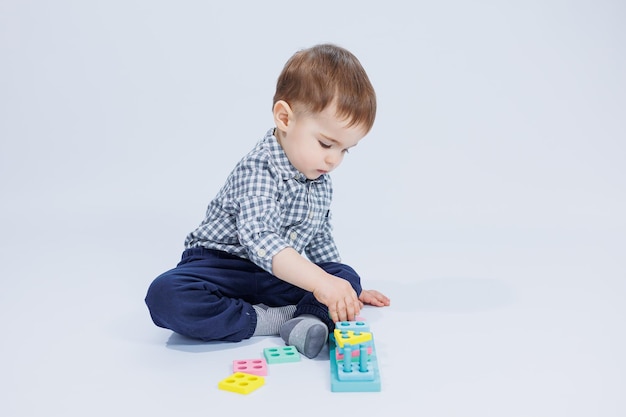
left=304, top=210, right=341, bottom=264
left=231, top=164, right=291, bottom=273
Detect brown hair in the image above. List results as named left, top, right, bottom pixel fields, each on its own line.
left=273, top=44, right=377, bottom=133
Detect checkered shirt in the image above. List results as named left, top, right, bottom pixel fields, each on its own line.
left=184, top=128, right=341, bottom=273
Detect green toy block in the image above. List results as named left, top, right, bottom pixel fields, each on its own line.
left=263, top=346, right=301, bottom=364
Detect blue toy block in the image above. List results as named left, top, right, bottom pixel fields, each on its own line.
left=263, top=346, right=301, bottom=364
left=335, top=320, right=370, bottom=332
left=329, top=333, right=381, bottom=392
left=337, top=344, right=374, bottom=381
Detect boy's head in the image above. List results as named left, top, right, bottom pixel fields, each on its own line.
left=273, top=44, right=376, bottom=134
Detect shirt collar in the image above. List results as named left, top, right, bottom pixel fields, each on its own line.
left=264, top=128, right=328, bottom=184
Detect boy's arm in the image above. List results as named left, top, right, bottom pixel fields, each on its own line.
left=304, top=210, right=341, bottom=264
left=272, top=247, right=361, bottom=323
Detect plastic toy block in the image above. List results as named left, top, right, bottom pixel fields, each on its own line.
left=232, top=359, right=268, bottom=376
left=218, top=372, right=265, bottom=394
left=329, top=333, right=381, bottom=392
left=337, top=344, right=374, bottom=381
left=263, top=346, right=301, bottom=364
left=335, top=320, right=370, bottom=332
left=333, top=329, right=372, bottom=348
left=336, top=345, right=373, bottom=361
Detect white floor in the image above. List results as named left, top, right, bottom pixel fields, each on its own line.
left=2, top=1, right=625, bottom=416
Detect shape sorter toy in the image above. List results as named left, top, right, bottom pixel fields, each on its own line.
left=219, top=319, right=382, bottom=394
left=329, top=320, right=381, bottom=392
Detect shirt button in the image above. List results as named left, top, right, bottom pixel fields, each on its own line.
left=308, top=212, right=314, bottom=219
left=257, top=249, right=267, bottom=257
left=289, top=232, right=297, bottom=241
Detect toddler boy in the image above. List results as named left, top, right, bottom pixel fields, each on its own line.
left=145, top=43, right=389, bottom=358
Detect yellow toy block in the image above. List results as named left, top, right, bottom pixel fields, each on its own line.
left=333, top=329, right=372, bottom=348
left=218, top=372, right=265, bottom=394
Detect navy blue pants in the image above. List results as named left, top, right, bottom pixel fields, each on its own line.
left=145, top=247, right=362, bottom=342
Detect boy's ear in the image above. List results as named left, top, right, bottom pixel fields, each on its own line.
left=273, top=100, right=293, bottom=131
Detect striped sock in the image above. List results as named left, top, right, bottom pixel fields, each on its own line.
left=252, top=304, right=297, bottom=336
left=279, top=314, right=328, bottom=359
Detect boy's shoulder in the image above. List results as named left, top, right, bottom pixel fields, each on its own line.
left=235, top=129, right=294, bottom=180
left=240, top=130, right=275, bottom=164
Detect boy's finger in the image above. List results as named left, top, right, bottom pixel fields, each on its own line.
left=328, top=305, right=337, bottom=323
left=344, top=298, right=354, bottom=321
left=337, top=303, right=348, bottom=322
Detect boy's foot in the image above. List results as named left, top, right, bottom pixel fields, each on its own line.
left=279, top=314, right=328, bottom=359
left=252, top=304, right=296, bottom=336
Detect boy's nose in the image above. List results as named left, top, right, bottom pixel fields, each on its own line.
left=325, top=152, right=341, bottom=168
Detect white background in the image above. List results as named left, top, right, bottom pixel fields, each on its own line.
left=1, top=1, right=624, bottom=416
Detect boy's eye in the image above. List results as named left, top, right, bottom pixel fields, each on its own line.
left=318, top=141, right=332, bottom=149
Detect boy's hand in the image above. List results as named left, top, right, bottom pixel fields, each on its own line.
left=271, top=247, right=365, bottom=322
left=312, top=274, right=361, bottom=323
left=359, top=289, right=391, bottom=307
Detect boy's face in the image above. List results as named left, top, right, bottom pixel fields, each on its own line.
left=274, top=102, right=366, bottom=180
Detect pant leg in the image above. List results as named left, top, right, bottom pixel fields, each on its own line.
left=145, top=247, right=304, bottom=342
left=294, top=261, right=363, bottom=332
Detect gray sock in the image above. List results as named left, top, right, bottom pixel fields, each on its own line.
left=279, top=314, right=328, bottom=359
left=252, top=304, right=296, bottom=336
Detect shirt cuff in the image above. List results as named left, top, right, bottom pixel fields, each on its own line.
left=239, top=228, right=291, bottom=273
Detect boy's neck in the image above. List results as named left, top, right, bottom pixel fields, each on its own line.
left=274, top=128, right=283, bottom=147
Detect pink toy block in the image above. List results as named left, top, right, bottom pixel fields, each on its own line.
left=232, top=359, right=268, bottom=376
left=336, top=345, right=373, bottom=361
